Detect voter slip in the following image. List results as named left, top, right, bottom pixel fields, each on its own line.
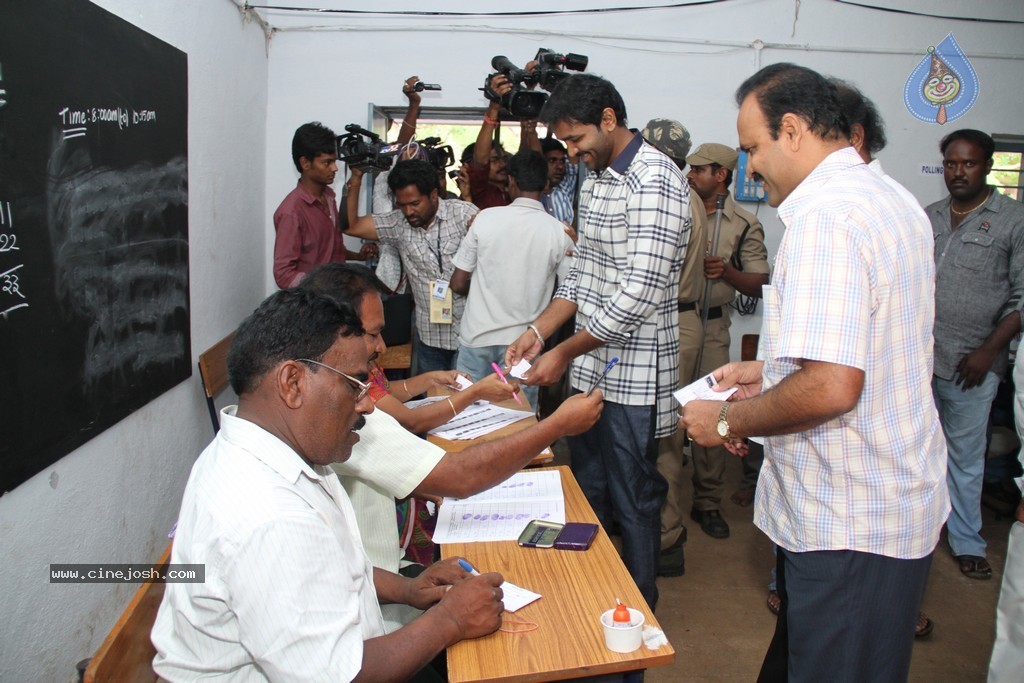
left=673, top=371, right=737, bottom=408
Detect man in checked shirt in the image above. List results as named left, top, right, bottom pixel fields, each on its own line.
left=506, top=74, right=690, bottom=610
left=681, top=64, right=948, bottom=682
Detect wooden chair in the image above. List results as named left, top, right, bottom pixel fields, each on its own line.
left=741, top=333, right=760, bottom=363
left=377, top=342, right=412, bottom=372
left=82, top=542, right=172, bottom=683
left=198, top=330, right=236, bottom=433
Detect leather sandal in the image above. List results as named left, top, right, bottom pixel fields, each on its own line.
left=766, top=589, right=781, bottom=616
left=915, top=612, right=934, bottom=637
left=956, top=555, right=992, bottom=580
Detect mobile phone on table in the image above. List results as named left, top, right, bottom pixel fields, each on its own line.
left=517, top=519, right=564, bottom=548
left=553, top=522, right=599, bottom=551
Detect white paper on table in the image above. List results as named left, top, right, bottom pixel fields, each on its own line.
left=429, top=402, right=532, bottom=440
left=508, top=358, right=531, bottom=379
left=432, top=471, right=566, bottom=543
left=432, top=499, right=566, bottom=543
left=500, top=581, right=542, bottom=612
left=455, top=375, right=474, bottom=390
left=673, top=371, right=737, bottom=408
left=456, top=470, right=563, bottom=503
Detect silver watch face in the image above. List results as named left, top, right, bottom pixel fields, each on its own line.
left=717, top=420, right=729, bottom=438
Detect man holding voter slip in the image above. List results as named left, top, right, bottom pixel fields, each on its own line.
left=679, top=64, right=948, bottom=682
left=505, top=73, right=690, bottom=610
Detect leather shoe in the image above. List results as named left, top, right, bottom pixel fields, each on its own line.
left=690, top=508, right=730, bottom=539
left=658, top=531, right=686, bottom=577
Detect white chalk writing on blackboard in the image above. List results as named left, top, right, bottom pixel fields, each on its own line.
left=47, top=135, right=187, bottom=385
left=57, top=106, right=158, bottom=137
left=0, top=197, right=28, bottom=320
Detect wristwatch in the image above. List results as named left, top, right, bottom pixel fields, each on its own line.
left=716, top=404, right=731, bottom=439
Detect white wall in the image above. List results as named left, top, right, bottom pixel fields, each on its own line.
left=264, top=0, right=1024, bottom=356
left=0, top=2, right=267, bottom=681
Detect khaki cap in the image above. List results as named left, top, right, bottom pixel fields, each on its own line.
left=641, top=119, right=692, bottom=162
left=686, top=143, right=739, bottom=170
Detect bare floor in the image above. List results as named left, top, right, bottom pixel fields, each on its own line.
left=551, top=443, right=1013, bottom=683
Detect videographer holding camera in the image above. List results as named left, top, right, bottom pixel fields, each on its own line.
left=343, top=158, right=478, bottom=373
left=467, top=73, right=514, bottom=210
left=272, top=122, right=376, bottom=289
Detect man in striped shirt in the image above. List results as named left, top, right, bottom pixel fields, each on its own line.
left=680, top=64, right=948, bottom=682
left=506, top=74, right=690, bottom=610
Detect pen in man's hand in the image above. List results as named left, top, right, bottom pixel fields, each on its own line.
left=587, top=357, right=619, bottom=396
left=457, top=559, right=481, bottom=576
left=491, top=362, right=523, bottom=406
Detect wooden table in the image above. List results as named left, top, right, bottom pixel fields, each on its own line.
left=442, top=466, right=675, bottom=682
left=426, top=393, right=554, bottom=466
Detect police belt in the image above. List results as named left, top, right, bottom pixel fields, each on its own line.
left=677, top=301, right=723, bottom=319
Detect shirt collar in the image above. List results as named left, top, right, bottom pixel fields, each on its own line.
left=219, top=406, right=330, bottom=486
left=510, top=197, right=545, bottom=211
left=607, top=131, right=645, bottom=176
left=778, top=146, right=863, bottom=221
left=295, top=181, right=335, bottom=207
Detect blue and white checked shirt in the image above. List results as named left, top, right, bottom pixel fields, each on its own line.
left=555, top=133, right=690, bottom=438
left=756, top=147, right=949, bottom=560
left=544, top=161, right=579, bottom=225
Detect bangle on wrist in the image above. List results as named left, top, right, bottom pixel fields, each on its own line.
left=446, top=397, right=458, bottom=417
left=483, top=115, right=499, bottom=126
left=528, top=324, right=544, bottom=348
left=402, top=380, right=410, bottom=395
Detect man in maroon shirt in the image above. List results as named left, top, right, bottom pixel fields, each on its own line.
left=273, top=122, right=371, bottom=288
left=466, top=75, right=512, bottom=210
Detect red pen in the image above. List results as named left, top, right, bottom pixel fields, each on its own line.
left=491, top=362, right=523, bottom=406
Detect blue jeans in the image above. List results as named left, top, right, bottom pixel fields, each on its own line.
left=413, top=338, right=457, bottom=375
left=932, top=372, right=1000, bottom=558
left=457, top=344, right=539, bottom=409
left=759, top=548, right=932, bottom=683
left=568, top=398, right=666, bottom=610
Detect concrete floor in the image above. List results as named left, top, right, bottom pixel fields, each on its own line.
left=551, top=443, right=1014, bottom=683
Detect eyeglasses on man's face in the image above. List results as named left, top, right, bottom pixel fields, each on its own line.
left=296, top=358, right=371, bottom=402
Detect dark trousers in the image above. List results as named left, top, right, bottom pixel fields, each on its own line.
left=758, top=547, right=932, bottom=683
left=568, top=399, right=667, bottom=610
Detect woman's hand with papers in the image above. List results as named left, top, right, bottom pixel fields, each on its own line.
left=468, top=373, right=520, bottom=403
left=426, top=370, right=472, bottom=391
left=550, top=390, right=604, bottom=435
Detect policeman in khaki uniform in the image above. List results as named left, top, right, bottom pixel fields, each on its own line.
left=682, top=142, right=769, bottom=543
left=641, top=119, right=707, bottom=576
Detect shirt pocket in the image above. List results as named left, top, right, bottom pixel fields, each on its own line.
left=953, top=231, right=995, bottom=271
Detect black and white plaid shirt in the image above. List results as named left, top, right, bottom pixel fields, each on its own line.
left=555, top=133, right=690, bottom=437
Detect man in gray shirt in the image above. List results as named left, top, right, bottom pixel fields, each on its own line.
left=927, top=128, right=1024, bottom=581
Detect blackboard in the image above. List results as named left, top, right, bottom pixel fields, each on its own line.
left=0, top=0, right=190, bottom=494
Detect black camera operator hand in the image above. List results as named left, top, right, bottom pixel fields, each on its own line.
left=398, top=76, right=422, bottom=146
left=473, top=74, right=512, bottom=170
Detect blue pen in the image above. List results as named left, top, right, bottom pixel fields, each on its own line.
left=457, top=558, right=481, bottom=576
left=587, top=357, right=619, bottom=395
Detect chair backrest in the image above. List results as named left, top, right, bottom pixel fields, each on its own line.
left=83, top=542, right=172, bottom=683
left=198, top=330, right=236, bottom=433
left=741, top=334, right=760, bottom=363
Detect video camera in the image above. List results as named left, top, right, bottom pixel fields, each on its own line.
left=415, top=137, right=456, bottom=172
left=485, top=48, right=588, bottom=118
left=336, top=124, right=403, bottom=173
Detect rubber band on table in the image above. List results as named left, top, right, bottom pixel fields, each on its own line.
left=499, top=619, right=539, bottom=633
